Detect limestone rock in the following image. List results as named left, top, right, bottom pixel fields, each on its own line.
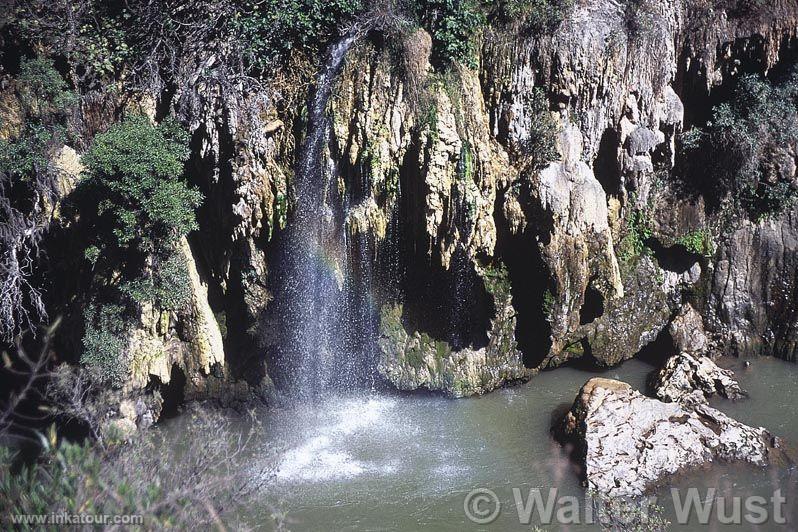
left=377, top=267, right=534, bottom=397
left=707, top=205, right=798, bottom=361
left=559, top=378, right=791, bottom=497
left=179, top=237, right=226, bottom=380
left=53, top=145, right=83, bottom=197
left=668, top=303, right=710, bottom=357
left=652, top=352, right=747, bottom=405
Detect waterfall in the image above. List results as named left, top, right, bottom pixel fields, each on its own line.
left=273, top=31, right=376, bottom=401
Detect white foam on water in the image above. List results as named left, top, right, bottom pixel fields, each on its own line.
left=274, top=396, right=401, bottom=483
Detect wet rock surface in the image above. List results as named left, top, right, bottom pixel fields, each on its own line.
left=652, top=352, right=747, bottom=405
left=377, top=267, right=535, bottom=397
left=558, top=377, right=792, bottom=497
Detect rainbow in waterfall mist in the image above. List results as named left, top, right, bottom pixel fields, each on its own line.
left=268, top=31, right=380, bottom=401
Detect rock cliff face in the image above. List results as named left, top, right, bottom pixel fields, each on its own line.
left=706, top=205, right=798, bottom=361
left=19, top=0, right=798, bottom=406
left=179, top=0, right=798, bottom=397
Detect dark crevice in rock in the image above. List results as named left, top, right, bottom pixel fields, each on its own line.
left=187, top=119, right=254, bottom=381
left=677, top=35, right=797, bottom=130
left=646, top=237, right=700, bottom=274
left=495, top=192, right=553, bottom=368
left=556, top=338, right=600, bottom=370
left=594, top=127, right=622, bottom=197
left=158, top=365, right=187, bottom=420
left=636, top=325, right=677, bottom=369
left=580, top=283, right=605, bottom=325
left=399, top=245, right=492, bottom=351
left=385, top=138, right=492, bottom=352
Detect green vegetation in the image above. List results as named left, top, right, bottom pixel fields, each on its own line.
left=621, top=0, right=658, bottom=38
left=519, top=88, right=558, bottom=168
left=542, top=288, right=556, bottom=320
left=0, top=411, right=270, bottom=529
left=233, top=0, right=364, bottom=73
left=677, top=229, right=714, bottom=257
left=414, top=0, right=486, bottom=67
left=679, top=70, right=798, bottom=220
left=5, top=2, right=129, bottom=87
left=81, top=116, right=201, bottom=307
left=482, top=262, right=512, bottom=300
left=410, top=0, right=574, bottom=67
left=618, top=207, right=653, bottom=264
left=82, top=116, right=199, bottom=253
left=15, top=57, right=78, bottom=119
left=492, top=0, right=575, bottom=32
left=80, top=303, right=129, bottom=387
left=76, top=116, right=201, bottom=384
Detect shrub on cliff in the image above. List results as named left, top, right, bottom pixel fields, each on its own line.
left=233, top=0, right=364, bottom=73
left=80, top=116, right=201, bottom=305
left=82, top=116, right=199, bottom=255
left=492, top=0, right=574, bottom=32
left=78, top=116, right=200, bottom=382
left=412, top=0, right=486, bottom=67
left=679, top=70, right=798, bottom=219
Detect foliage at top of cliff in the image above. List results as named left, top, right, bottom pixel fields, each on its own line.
left=232, top=0, right=364, bottom=73
left=1, top=0, right=577, bottom=92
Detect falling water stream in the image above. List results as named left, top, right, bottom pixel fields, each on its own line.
left=273, top=31, right=375, bottom=400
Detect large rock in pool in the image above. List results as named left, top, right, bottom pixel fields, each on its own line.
left=558, top=378, right=792, bottom=497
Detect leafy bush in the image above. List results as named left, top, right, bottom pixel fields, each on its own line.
left=520, top=88, right=558, bottom=167
left=493, top=0, right=574, bottom=32
left=80, top=303, right=129, bottom=387
left=15, top=57, right=78, bottom=120
left=679, top=71, right=798, bottom=219
left=80, top=114, right=201, bottom=312
left=411, top=0, right=486, bottom=67
left=232, top=0, right=364, bottom=73
left=82, top=115, right=199, bottom=254
left=618, top=207, right=653, bottom=264
left=79, top=116, right=200, bottom=381
left=121, top=250, right=192, bottom=311
left=622, top=0, right=659, bottom=38
left=6, top=1, right=132, bottom=88
left=677, top=229, right=714, bottom=257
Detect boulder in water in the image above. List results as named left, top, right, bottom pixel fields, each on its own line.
left=652, top=352, right=747, bottom=405
left=558, top=378, right=792, bottom=497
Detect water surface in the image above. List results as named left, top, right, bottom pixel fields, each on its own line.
left=170, top=357, right=798, bottom=530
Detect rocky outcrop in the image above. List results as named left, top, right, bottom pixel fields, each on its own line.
left=81, top=0, right=798, bottom=402
left=126, top=237, right=225, bottom=391
left=668, top=303, right=712, bottom=357
left=378, top=266, right=534, bottom=397
left=124, top=237, right=267, bottom=410
left=559, top=378, right=792, bottom=497
left=707, top=205, right=798, bottom=362
left=652, top=352, right=746, bottom=405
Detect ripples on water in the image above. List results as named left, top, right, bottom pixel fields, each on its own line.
left=164, top=357, right=798, bottom=530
